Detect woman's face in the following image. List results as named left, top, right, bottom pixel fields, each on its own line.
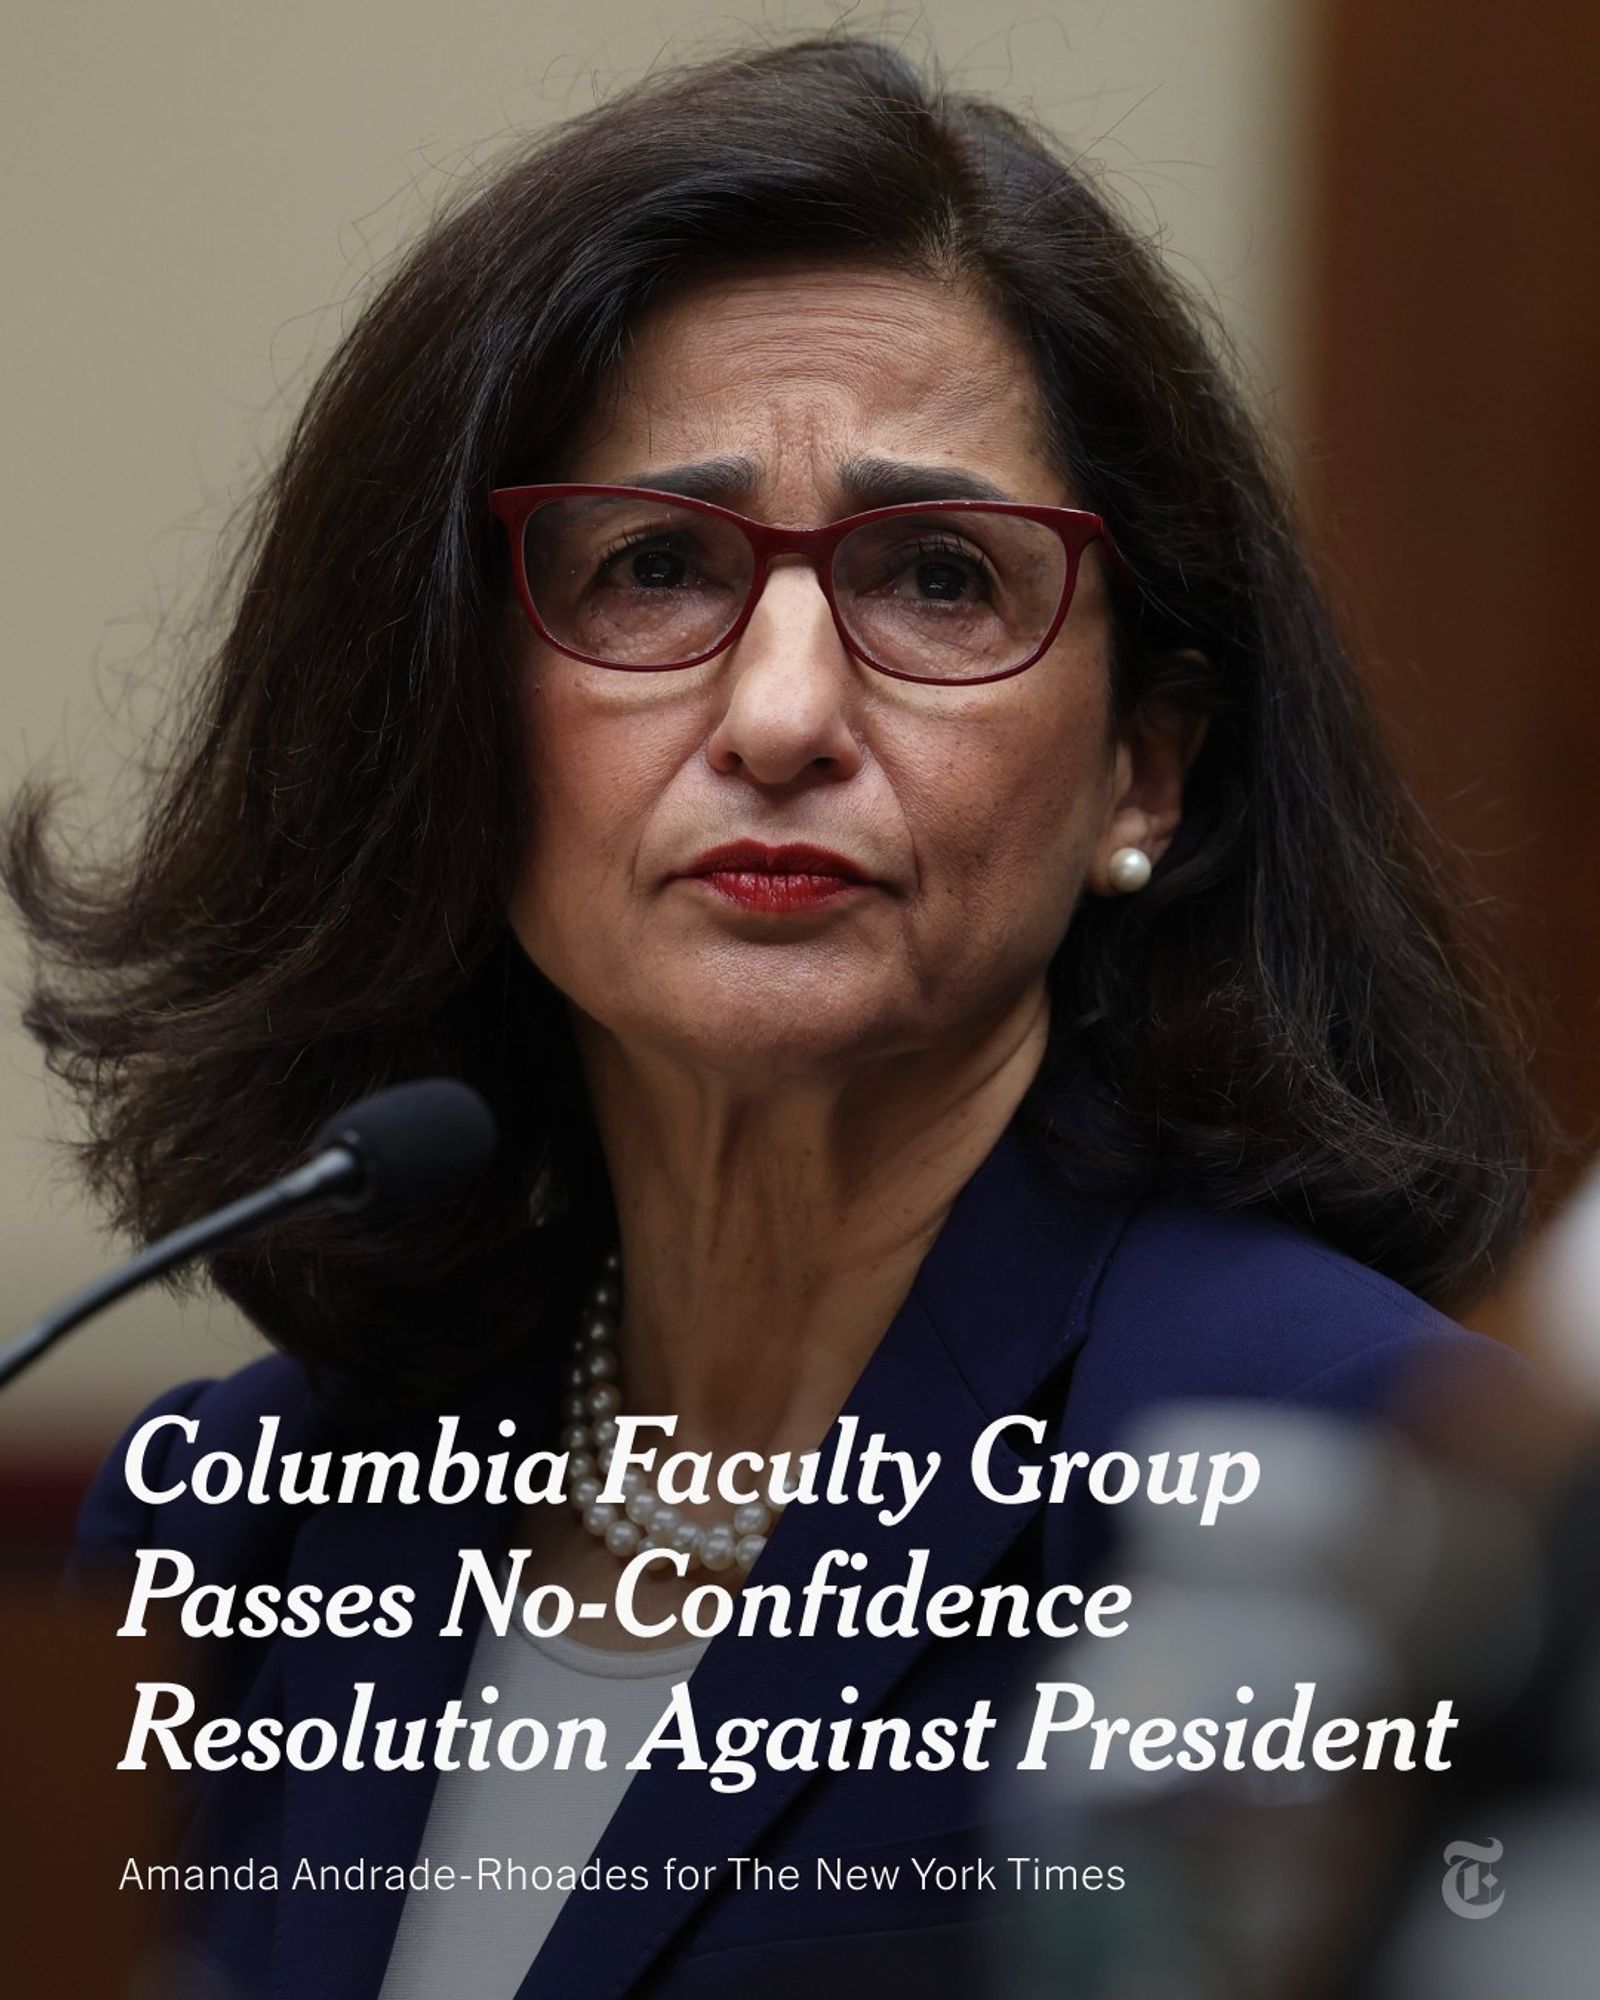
left=507, top=264, right=1174, bottom=1084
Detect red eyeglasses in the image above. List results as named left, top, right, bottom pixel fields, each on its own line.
left=488, top=483, right=1131, bottom=686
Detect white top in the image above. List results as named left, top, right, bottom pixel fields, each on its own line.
left=377, top=1614, right=710, bottom=1999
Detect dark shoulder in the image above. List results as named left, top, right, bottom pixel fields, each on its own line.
left=1080, top=1192, right=1542, bottom=1415
left=1033, top=1191, right=1551, bottom=1591
left=70, top=1351, right=326, bottom=1587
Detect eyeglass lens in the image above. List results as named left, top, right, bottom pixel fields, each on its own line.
left=520, top=495, right=1071, bottom=680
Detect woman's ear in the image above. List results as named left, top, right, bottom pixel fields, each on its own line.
left=1085, top=658, right=1211, bottom=897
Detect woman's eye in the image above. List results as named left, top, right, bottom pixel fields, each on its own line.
left=894, top=541, right=992, bottom=603
left=594, top=536, right=694, bottom=588
left=627, top=547, right=688, bottom=589
left=914, top=557, right=977, bottom=601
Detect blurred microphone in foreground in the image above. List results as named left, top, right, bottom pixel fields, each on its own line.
left=995, top=1230, right=1600, bottom=2000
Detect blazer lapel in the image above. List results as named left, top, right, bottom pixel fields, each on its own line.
left=271, top=1340, right=570, bottom=1999
left=520, top=1112, right=1137, bottom=2000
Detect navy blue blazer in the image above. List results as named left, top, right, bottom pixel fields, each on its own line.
left=75, top=1106, right=1542, bottom=1999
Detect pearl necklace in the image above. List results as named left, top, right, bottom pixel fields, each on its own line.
left=560, top=1249, right=777, bottom=1574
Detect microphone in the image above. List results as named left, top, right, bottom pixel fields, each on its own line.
left=0, top=1078, right=497, bottom=1391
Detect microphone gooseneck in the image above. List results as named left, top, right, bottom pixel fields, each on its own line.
left=0, top=1078, right=498, bottom=1392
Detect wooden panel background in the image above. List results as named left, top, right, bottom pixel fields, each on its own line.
left=1304, top=0, right=1600, bottom=1235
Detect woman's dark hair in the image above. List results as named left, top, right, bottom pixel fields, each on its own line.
left=2, top=34, right=1544, bottom=1395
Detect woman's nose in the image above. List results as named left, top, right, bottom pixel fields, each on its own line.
left=704, top=563, right=866, bottom=788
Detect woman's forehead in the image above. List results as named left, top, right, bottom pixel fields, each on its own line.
left=561, top=263, right=1067, bottom=506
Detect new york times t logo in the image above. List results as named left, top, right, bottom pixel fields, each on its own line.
left=1441, top=1837, right=1504, bottom=1918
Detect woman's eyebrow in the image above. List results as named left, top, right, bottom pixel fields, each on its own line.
left=612, top=453, right=1018, bottom=509
left=613, top=454, right=760, bottom=502
left=837, top=455, right=1017, bottom=506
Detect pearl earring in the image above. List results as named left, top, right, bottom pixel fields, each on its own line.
left=1107, top=846, right=1153, bottom=893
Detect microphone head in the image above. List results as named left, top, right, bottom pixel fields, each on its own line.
left=309, top=1079, right=498, bottom=1215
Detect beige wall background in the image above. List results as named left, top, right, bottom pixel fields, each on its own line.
left=0, top=0, right=1309, bottom=1467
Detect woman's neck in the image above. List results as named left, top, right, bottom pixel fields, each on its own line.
left=571, top=985, right=1051, bottom=1463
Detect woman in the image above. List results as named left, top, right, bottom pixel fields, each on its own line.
left=6, top=33, right=1547, bottom=2000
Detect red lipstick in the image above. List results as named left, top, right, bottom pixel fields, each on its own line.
left=675, top=841, right=875, bottom=914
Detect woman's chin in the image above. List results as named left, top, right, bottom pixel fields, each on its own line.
left=600, top=984, right=929, bottom=1085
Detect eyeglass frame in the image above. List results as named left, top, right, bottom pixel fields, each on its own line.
left=487, top=482, right=1134, bottom=687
